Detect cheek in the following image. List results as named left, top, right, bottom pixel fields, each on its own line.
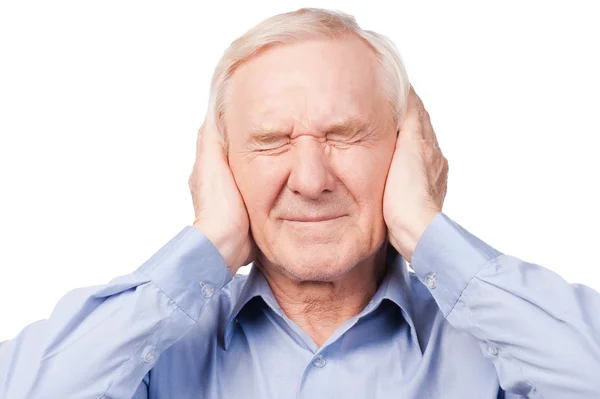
left=333, top=146, right=394, bottom=209
left=231, top=155, right=289, bottom=223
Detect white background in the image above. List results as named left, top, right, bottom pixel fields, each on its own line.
left=1, top=1, right=598, bottom=341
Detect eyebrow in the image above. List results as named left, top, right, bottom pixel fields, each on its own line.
left=320, top=117, right=368, bottom=137
left=247, top=116, right=368, bottom=143
left=246, top=123, right=292, bottom=145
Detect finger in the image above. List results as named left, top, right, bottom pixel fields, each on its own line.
left=194, top=121, right=206, bottom=160
left=195, top=118, right=226, bottom=162
left=191, top=119, right=221, bottom=185
left=398, top=85, right=424, bottom=139
left=422, top=111, right=437, bottom=147
left=413, top=89, right=440, bottom=149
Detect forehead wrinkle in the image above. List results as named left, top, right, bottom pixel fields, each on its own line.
left=291, top=115, right=369, bottom=138
left=243, top=115, right=372, bottom=147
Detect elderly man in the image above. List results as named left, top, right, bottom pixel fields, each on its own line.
left=1, top=7, right=599, bottom=399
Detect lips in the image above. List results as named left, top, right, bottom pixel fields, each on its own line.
left=284, top=215, right=345, bottom=222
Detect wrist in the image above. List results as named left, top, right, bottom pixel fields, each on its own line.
left=389, top=210, right=439, bottom=264
left=192, top=222, right=245, bottom=274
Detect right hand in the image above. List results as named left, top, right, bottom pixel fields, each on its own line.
left=188, top=119, right=257, bottom=274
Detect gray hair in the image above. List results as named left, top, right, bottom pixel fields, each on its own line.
left=207, top=7, right=410, bottom=146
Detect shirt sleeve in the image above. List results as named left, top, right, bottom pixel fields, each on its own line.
left=0, top=226, right=232, bottom=399
left=410, top=212, right=600, bottom=399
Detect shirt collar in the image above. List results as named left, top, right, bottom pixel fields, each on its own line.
left=371, top=244, right=417, bottom=336
left=222, top=243, right=415, bottom=350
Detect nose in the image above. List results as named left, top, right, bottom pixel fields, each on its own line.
left=287, top=137, right=337, bottom=199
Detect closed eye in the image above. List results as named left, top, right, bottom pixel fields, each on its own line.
left=253, top=140, right=291, bottom=154
left=248, top=134, right=291, bottom=153
left=326, top=134, right=364, bottom=148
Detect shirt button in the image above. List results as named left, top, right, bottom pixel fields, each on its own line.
left=424, top=273, right=437, bottom=289
left=487, top=345, right=498, bottom=356
left=142, top=347, right=156, bottom=364
left=199, top=282, right=214, bottom=298
left=312, top=355, right=326, bottom=368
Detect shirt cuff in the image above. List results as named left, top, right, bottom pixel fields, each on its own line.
left=410, top=212, right=503, bottom=317
left=135, top=226, right=233, bottom=321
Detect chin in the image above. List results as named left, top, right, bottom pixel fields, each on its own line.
left=269, top=244, right=364, bottom=282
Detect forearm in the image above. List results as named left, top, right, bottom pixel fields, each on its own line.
left=0, top=226, right=232, bottom=399
left=450, top=255, right=600, bottom=398
left=411, top=213, right=600, bottom=398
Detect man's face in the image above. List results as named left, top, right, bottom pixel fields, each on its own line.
left=226, top=35, right=397, bottom=281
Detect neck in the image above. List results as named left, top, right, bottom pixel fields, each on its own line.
left=257, top=243, right=388, bottom=347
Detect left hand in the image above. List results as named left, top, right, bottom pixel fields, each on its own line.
left=383, top=86, right=449, bottom=264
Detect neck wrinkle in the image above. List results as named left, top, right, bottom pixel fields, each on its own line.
left=256, top=242, right=389, bottom=347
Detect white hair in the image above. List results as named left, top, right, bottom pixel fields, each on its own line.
left=207, top=7, right=410, bottom=146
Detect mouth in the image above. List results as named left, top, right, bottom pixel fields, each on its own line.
left=284, top=215, right=346, bottom=223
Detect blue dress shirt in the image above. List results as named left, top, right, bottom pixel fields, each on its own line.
left=1, top=212, right=599, bottom=398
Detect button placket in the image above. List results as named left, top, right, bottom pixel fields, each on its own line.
left=312, top=354, right=326, bottom=368
left=424, top=272, right=437, bottom=289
